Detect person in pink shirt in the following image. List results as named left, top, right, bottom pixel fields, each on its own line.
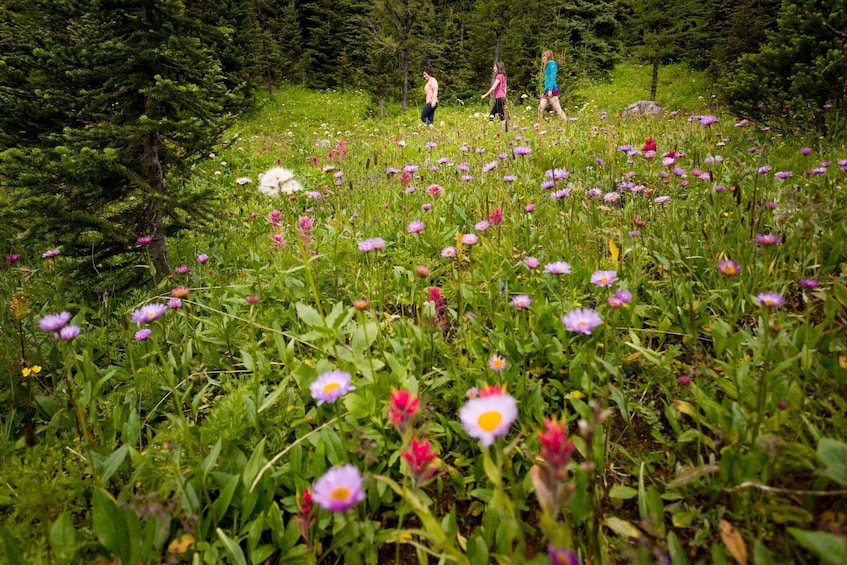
left=481, top=61, right=507, bottom=129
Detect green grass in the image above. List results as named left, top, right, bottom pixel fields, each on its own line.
left=2, top=62, right=847, bottom=565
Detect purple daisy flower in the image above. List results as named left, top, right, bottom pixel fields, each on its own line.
left=590, top=270, right=617, bottom=287
left=135, top=328, right=153, bottom=341
left=461, top=233, right=479, bottom=246
left=544, top=262, right=571, bottom=275
left=756, top=234, right=781, bottom=246
left=512, top=294, right=532, bottom=308
left=59, top=325, right=81, bottom=341
left=312, top=464, right=365, bottom=512
left=310, top=369, right=355, bottom=406
left=561, top=308, right=603, bottom=335
left=131, top=303, right=168, bottom=324
left=407, top=220, right=426, bottom=234
left=607, top=289, right=633, bottom=308
left=799, top=279, right=819, bottom=289
left=39, top=312, right=72, bottom=332
left=757, top=292, right=784, bottom=308
left=441, top=246, right=456, bottom=258
left=717, top=260, right=740, bottom=276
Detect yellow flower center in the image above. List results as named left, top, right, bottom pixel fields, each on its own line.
left=478, top=411, right=502, bottom=432
left=323, top=382, right=341, bottom=394
left=330, top=487, right=350, bottom=501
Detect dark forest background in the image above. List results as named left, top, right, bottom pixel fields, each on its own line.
left=1, top=0, right=845, bottom=280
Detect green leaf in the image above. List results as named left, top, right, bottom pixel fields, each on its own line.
left=296, top=302, right=325, bottom=329
left=817, top=438, right=847, bottom=486
left=201, top=439, right=223, bottom=478
left=49, top=512, right=77, bottom=552
left=0, top=526, right=28, bottom=565
left=787, top=528, right=847, bottom=565
left=216, top=528, right=247, bottom=565
left=92, top=488, right=129, bottom=560
left=97, top=444, right=129, bottom=486
left=241, top=438, right=266, bottom=488
left=609, top=485, right=638, bottom=500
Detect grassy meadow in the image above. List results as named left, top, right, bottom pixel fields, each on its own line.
left=2, top=63, right=847, bottom=564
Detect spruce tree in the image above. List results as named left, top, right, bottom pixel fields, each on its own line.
left=720, top=0, right=847, bottom=135
left=0, top=0, right=243, bottom=281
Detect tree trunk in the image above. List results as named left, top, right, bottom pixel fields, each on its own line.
left=400, top=49, right=409, bottom=112
left=651, top=58, right=659, bottom=101
left=142, top=130, right=171, bottom=281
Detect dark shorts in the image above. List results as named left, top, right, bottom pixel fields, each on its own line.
left=491, top=97, right=506, bottom=121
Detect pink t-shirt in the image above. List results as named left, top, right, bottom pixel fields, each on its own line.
left=494, top=73, right=506, bottom=99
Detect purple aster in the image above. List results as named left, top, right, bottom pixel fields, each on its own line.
left=482, top=161, right=497, bottom=172
left=756, top=234, right=781, bottom=246
left=59, top=325, right=81, bottom=341
left=135, top=328, right=153, bottom=341
left=662, top=157, right=676, bottom=167
left=699, top=115, right=717, bottom=126
left=607, top=289, right=633, bottom=308
left=461, top=233, right=479, bottom=246
left=799, top=278, right=820, bottom=289
left=808, top=167, right=827, bottom=175
left=800, top=147, right=812, bottom=155
left=562, top=308, right=602, bottom=335
left=525, top=257, right=540, bottom=269
left=6, top=254, right=21, bottom=264
left=524, top=203, right=536, bottom=212
left=603, top=192, right=621, bottom=202
left=137, top=236, right=152, bottom=245
left=131, top=303, right=168, bottom=324
left=540, top=180, right=556, bottom=190
left=512, top=294, right=532, bottom=308
left=404, top=164, right=419, bottom=173
left=407, top=220, right=426, bottom=234
left=437, top=157, right=451, bottom=165
left=39, top=312, right=72, bottom=332
left=497, top=153, right=509, bottom=160
left=629, top=230, right=641, bottom=237
left=310, top=370, right=355, bottom=405
left=513, top=146, right=532, bottom=156
left=548, top=545, right=579, bottom=565
left=587, top=188, right=602, bottom=198
left=474, top=220, right=490, bottom=232
left=757, top=292, right=784, bottom=308
left=441, top=246, right=456, bottom=258
left=617, top=144, right=633, bottom=152
left=168, top=298, right=182, bottom=309
left=42, top=248, right=60, bottom=259
left=458, top=162, right=470, bottom=172
left=422, top=203, right=432, bottom=211
left=544, top=262, right=572, bottom=275
left=757, top=165, right=771, bottom=174
left=460, top=175, right=474, bottom=182
left=197, top=254, right=209, bottom=264
left=590, top=270, right=617, bottom=287
left=551, top=189, right=571, bottom=199
left=654, top=196, right=671, bottom=204
left=717, top=260, right=740, bottom=276
left=312, top=465, right=365, bottom=512
left=503, top=175, right=517, bottom=182
left=545, top=168, right=569, bottom=180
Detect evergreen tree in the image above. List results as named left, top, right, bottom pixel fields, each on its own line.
left=720, top=0, right=847, bottom=135
left=364, top=0, right=435, bottom=111
left=0, top=0, right=244, bottom=281
left=618, top=0, right=708, bottom=100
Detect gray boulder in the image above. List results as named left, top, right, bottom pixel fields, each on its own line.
left=621, top=100, right=664, bottom=118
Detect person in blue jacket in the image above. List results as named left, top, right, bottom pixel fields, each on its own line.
left=538, top=50, right=567, bottom=122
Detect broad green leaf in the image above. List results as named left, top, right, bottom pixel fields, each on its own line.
left=98, top=444, right=129, bottom=486
left=817, top=438, right=847, bottom=486
left=788, top=528, right=847, bottom=565
left=49, top=512, right=76, bottom=552
left=216, top=528, right=247, bottom=565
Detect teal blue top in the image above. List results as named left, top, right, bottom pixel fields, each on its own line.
left=544, top=60, right=558, bottom=92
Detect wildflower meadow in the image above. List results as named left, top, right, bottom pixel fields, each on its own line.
left=2, top=67, right=847, bottom=564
